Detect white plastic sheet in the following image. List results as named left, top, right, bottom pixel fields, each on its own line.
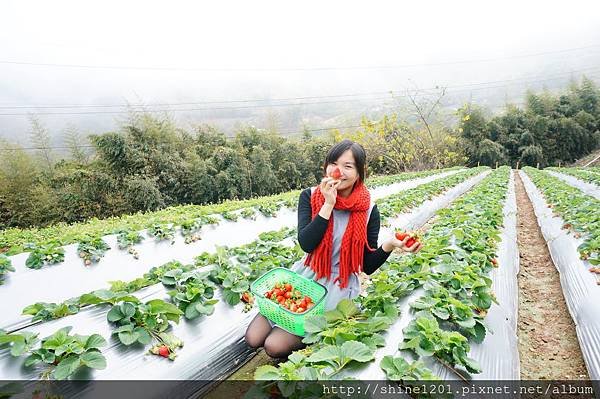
left=546, top=170, right=600, bottom=200
left=520, top=170, right=600, bottom=381
left=1, top=170, right=463, bottom=331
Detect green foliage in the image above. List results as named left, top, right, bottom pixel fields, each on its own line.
left=459, top=77, right=600, bottom=167
left=0, top=327, right=107, bottom=380
left=525, top=167, right=599, bottom=264
left=0, top=254, right=15, bottom=283
left=24, top=242, right=65, bottom=269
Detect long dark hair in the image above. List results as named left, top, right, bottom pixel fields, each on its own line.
left=323, top=139, right=367, bottom=182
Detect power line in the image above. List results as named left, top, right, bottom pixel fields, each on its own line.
left=0, top=68, right=597, bottom=117
left=1, top=44, right=599, bottom=72
left=1, top=65, right=598, bottom=112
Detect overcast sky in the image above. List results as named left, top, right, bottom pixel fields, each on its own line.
left=1, top=0, right=600, bottom=141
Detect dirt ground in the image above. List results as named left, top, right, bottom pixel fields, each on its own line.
left=203, top=349, right=278, bottom=399
left=514, top=172, right=589, bottom=380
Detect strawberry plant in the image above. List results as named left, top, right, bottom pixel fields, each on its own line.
left=400, top=313, right=481, bottom=374
left=161, top=268, right=219, bottom=320
left=116, top=229, right=144, bottom=249
left=302, top=299, right=392, bottom=349
left=379, top=355, right=440, bottom=384
left=380, top=355, right=439, bottom=381
left=116, top=229, right=143, bottom=258
left=149, top=223, right=176, bottom=244
left=547, top=167, right=600, bottom=186
left=0, top=327, right=107, bottom=380
left=0, top=254, right=15, bottom=283
left=410, top=284, right=487, bottom=343
left=221, top=211, right=239, bottom=222
left=77, top=236, right=110, bottom=265
left=240, top=291, right=254, bottom=312
left=107, top=299, right=183, bottom=358
left=240, top=208, right=257, bottom=220
left=524, top=167, right=599, bottom=266
left=257, top=202, right=281, bottom=217
left=0, top=330, right=39, bottom=357
left=24, top=242, right=65, bottom=269
left=180, top=218, right=203, bottom=243
left=22, top=301, right=81, bottom=322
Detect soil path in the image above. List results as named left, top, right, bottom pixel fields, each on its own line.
left=515, top=171, right=588, bottom=380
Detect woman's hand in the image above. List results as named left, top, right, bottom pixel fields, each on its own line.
left=382, top=234, right=423, bottom=254
left=319, top=177, right=341, bottom=205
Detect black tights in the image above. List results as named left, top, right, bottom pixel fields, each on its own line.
left=244, top=314, right=306, bottom=359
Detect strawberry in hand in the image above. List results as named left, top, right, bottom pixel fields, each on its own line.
left=394, top=230, right=422, bottom=251
left=329, top=167, right=342, bottom=180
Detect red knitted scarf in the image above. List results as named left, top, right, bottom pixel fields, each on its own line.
left=304, top=180, right=375, bottom=288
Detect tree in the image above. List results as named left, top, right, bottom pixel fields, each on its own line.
left=28, top=115, right=54, bottom=171
left=62, top=124, right=90, bottom=164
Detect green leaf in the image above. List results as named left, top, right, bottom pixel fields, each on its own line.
left=53, top=355, right=81, bottom=380
left=463, top=356, right=482, bottom=374
left=341, top=341, right=374, bottom=363
left=85, top=334, right=107, bottom=350
left=24, top=353, right=43, bottom=367
left=134, top=327, right=151, bottom=345
left=118, top=330, right=139, bottom=346
left=336, top=299, right=359, bottom=318
left=184, top=304, right=200, bottom=320
left=120, top=302, right=136, bottom=318
left=222, top=289, right=240, bottom=306
left=303, top=315, right=327, bottom=334
left=42, top=327, right=72, bottom=350
left=22, top=303, right=44, bottom=316
left=80, top=351, right=107, bottom=370
left=254, top=365, right=281, bottom=380
left=146, top=299, right=183, bottom=316
left=306, top=345, right=339, bottom=363
left=107, top=306, right=124, bottom=322
left=380, top=355, right=409, bottom=380
left=432, top=307, right=450, bottom=320
left=456, top=317, right=476, bottom=329
left=195, top=302, right=215, bottom=316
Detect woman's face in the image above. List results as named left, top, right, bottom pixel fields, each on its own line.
left=325, top=149, right=360, bottom=192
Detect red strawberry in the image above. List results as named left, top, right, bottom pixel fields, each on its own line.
left=395, top=232, right=408, bottom=241
left=241, top=292, right=253, bottom=304
left=158, top=345, right=169, bottom=358
left=330, top=168, right=342, bottom=180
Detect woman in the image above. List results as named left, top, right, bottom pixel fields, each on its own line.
left=244, top=139, right=423, bottom=358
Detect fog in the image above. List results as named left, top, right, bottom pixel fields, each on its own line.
left=1, top=0, right=600, bottom=144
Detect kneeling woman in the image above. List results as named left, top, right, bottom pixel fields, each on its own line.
left=244, top=139, right=422, bottom=358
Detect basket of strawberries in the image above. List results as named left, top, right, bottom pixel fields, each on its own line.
left=250, top=268, right=327, bottom=336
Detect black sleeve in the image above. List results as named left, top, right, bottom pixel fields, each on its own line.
left=362, top=205, right=392, bottom=275
left=297, top=188, right=329, bottom=253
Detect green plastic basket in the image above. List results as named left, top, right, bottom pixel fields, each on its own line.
left=250, top=267, right=327, bottom=336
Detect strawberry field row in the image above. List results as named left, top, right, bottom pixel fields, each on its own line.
left=0, top=168, right=457, bottom=257
left=547, top=167, right=600, bottom=186
left=523, top=167, right=599, bottom=266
